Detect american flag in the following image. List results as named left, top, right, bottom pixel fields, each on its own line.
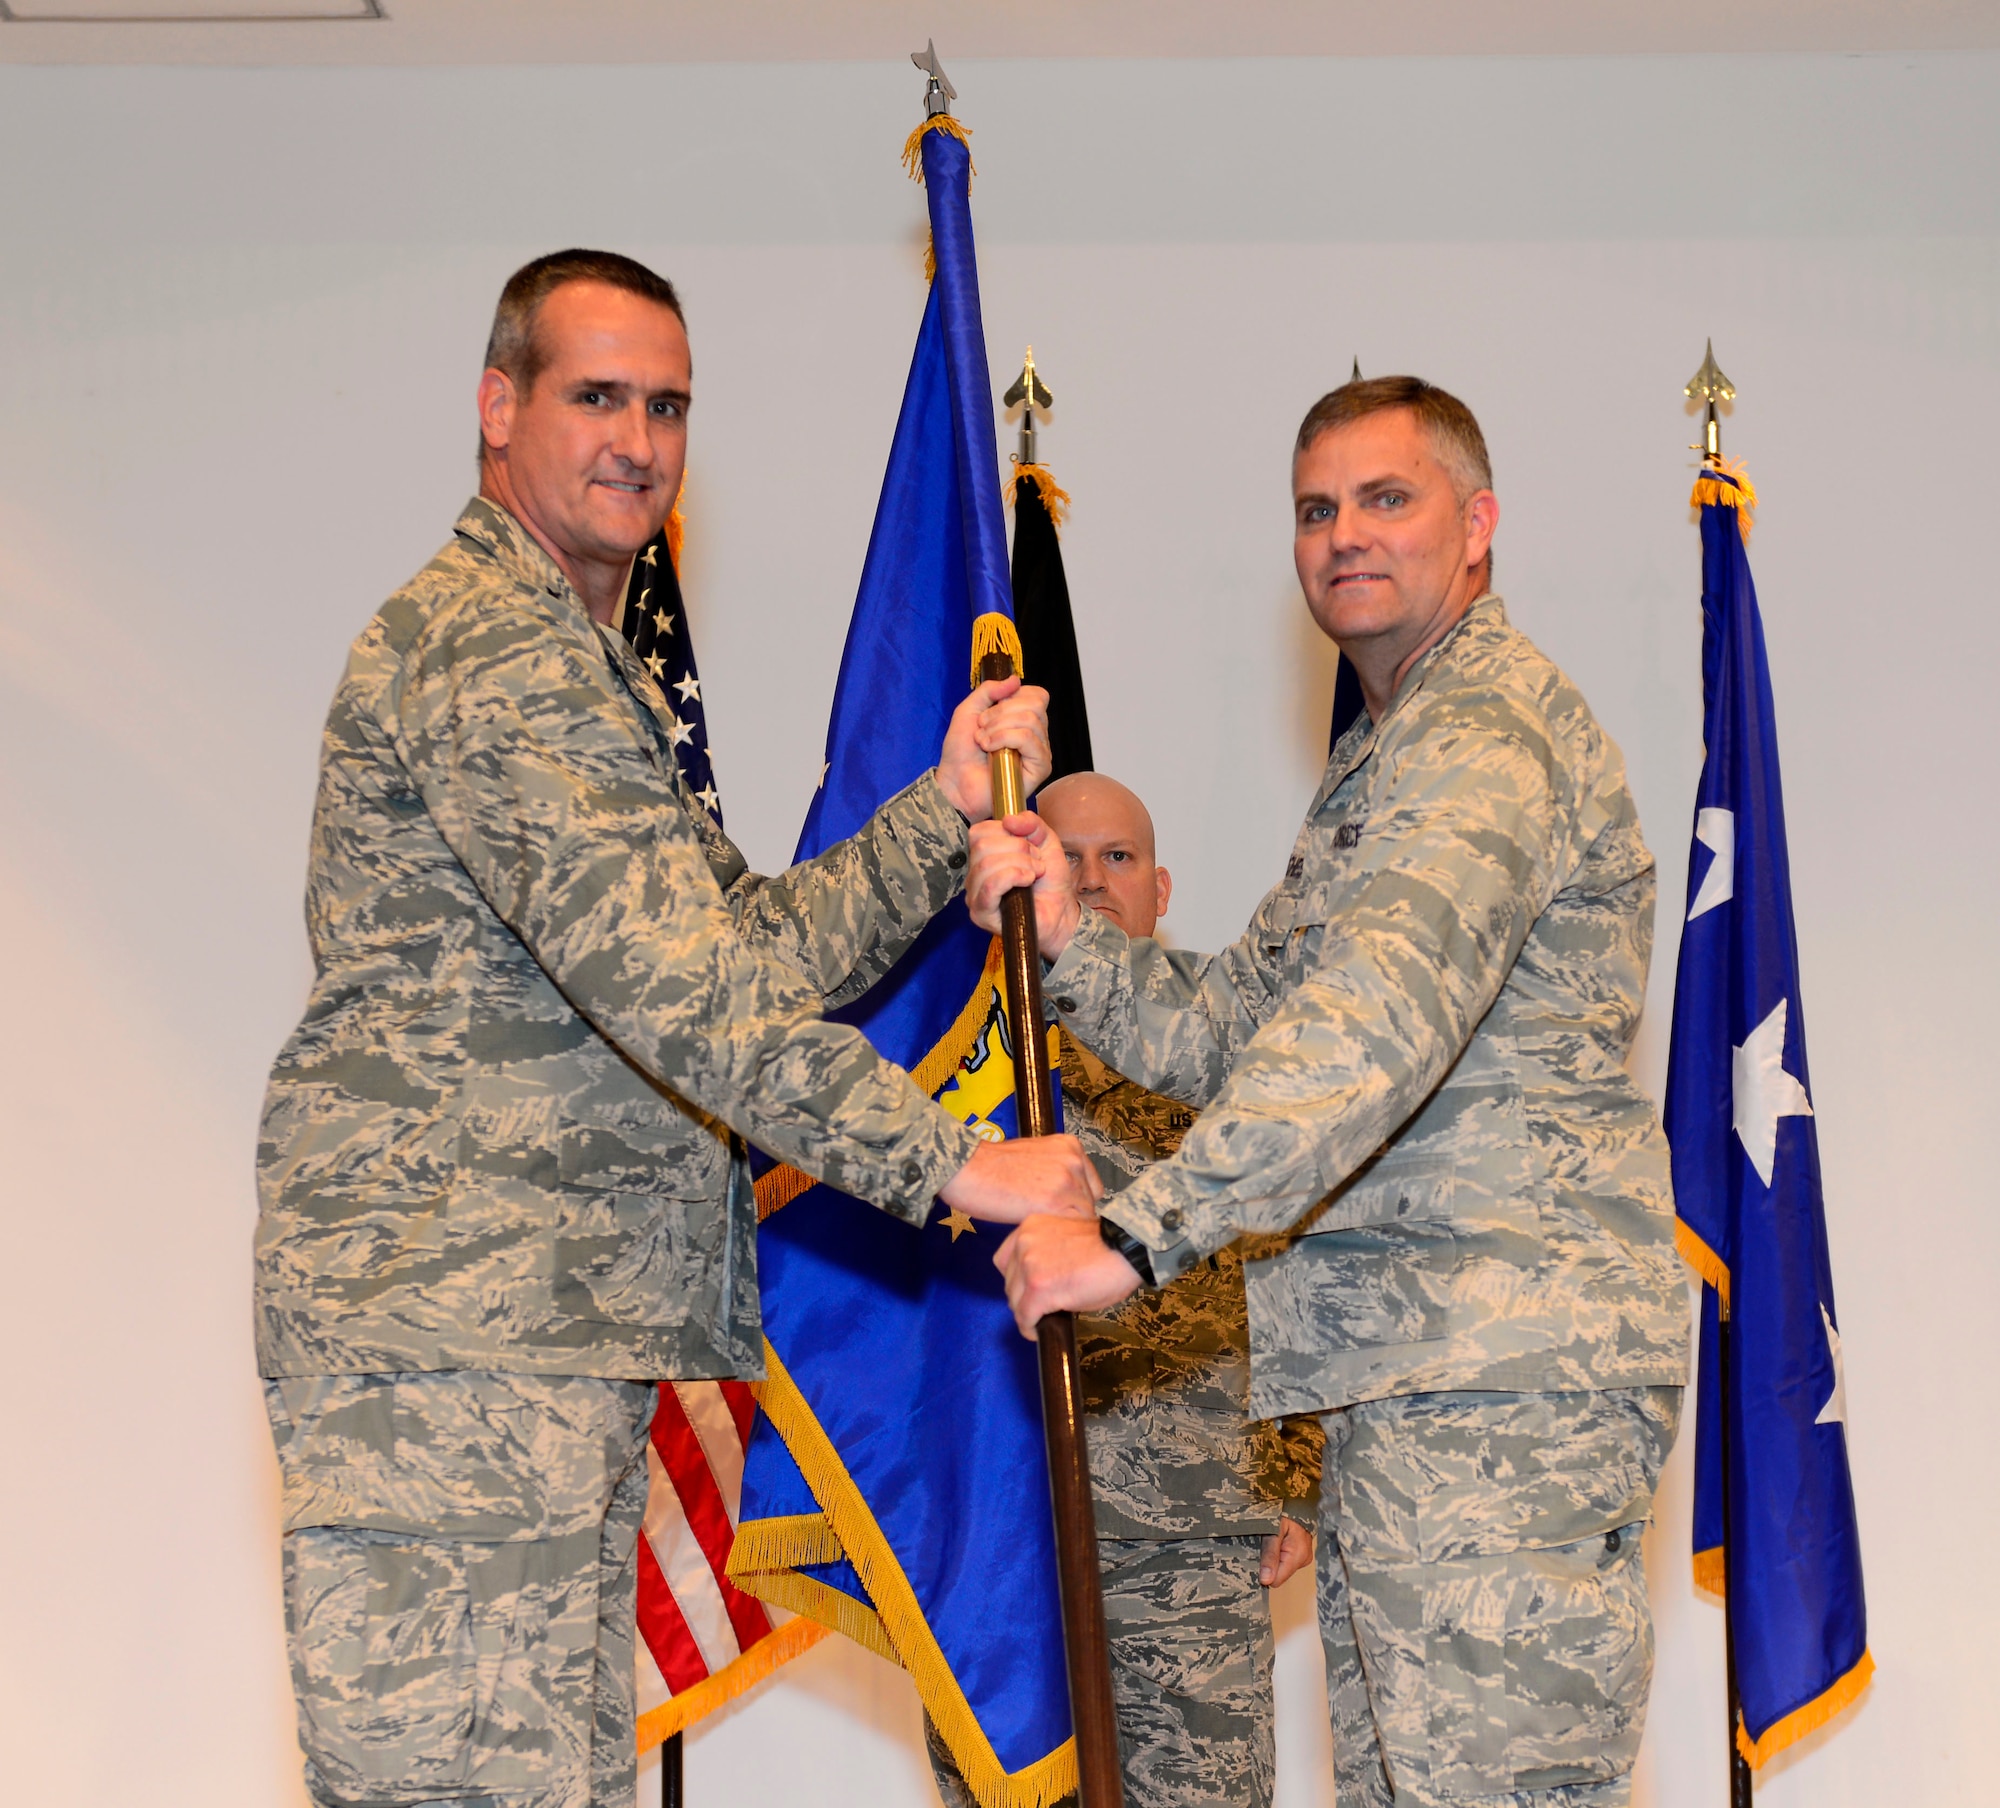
left=619, top=518, right=827, bottom=1753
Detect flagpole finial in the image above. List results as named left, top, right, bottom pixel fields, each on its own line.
left=1686, top=339, right=1737, bottom=467
left=1351, top=356, right=1363, bottom=382
left=1003, top=346, right=1054, bottom=467
left=912, top=40, right=956, bottom=116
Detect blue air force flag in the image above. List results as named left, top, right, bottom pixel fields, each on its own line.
left=725, top=116, right=1076, bottom=1808
left=1663, top=465, right=1872, bottom=1765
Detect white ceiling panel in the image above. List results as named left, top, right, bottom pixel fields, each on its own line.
left=2, top=0, right=1998, bottom=65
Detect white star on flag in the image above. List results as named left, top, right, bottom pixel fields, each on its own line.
left=654, top=610, right=676, bottom=636
left=1688, top=806, right=1735, bottom=920
left=673, top=674, right=702, bottom=704
left=1732, top=996, right=1814, bottom=1186
left=1816, top=1303, right=1848, bottom=1426
left=641, top=545, right=657, bottom=568
left=668, top=717, right=695, bottom=748
left=644, top=652, right=667, bottom=680
left=695, top=783, right=721, bottom=817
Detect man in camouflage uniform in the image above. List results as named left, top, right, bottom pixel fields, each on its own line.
left=925, top=774, right=1321, bottom=1808
left=972, top=377, right=1690, bottom=1807
left=256, top=250, right=1101, bottom=1808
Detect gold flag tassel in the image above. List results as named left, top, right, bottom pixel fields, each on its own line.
left=665, top=475, right=686, bottom=568
left=1005, top=463, right=1071, bottom=530
left=1689, top=457, right=1758, bottom=541
left=970, top=612, right=1025, bottom=688
left=904, top=112, right=974, bottom=284
left=903, top=112, right=976, bottom=183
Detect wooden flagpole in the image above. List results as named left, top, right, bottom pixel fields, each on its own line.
left=980, top=646, right=1125, bottom=1808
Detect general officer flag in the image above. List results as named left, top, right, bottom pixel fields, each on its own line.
left=726, top=114, right=1076, bottom=1808
left=1664, top=464, right=1872, bottom=1765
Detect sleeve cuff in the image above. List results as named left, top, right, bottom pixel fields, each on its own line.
left=1041, top=904, right=1122, bottom=1020
left=1098, top=1191, right=1201, bottom=1287
left=909, top=767, right=973, bottom=844
left=869, top=1110, right=983, bottom=1228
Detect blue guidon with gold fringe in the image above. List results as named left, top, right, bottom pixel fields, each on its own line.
left=727, top=115, right=1076, bottom=1808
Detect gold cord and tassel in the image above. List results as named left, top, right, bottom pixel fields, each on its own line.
left=902, top=112, right=976, bottom=184
left=904, top=115, right=975, bottom=283
left=970, top=612, right=1025, bottom=686
left=1690, top=457, right=1758, bottom=540
left=1005, top=463, right=1071, bottom=530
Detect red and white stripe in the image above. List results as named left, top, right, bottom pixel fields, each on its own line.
left=635, top=1380, right=798, bottom=1732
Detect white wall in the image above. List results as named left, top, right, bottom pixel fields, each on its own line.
left=1, top=51, right=1994, bottom=1808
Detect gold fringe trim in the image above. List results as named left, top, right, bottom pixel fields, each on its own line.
left=1691, top=1545, right=1726, bottom=1599
left=912, top=937, right=1006, bottom=1097
left=902, top=113, right=976, bottom=184
left=732, top=1565, right=902, bottom=1669
left=666, top=473, right=686, bottom=568
left=1676, top=1219, right=1732, bottom=1312
left=635, top=1616, right=829, bottom=1752
left=754, top=1163, right=818, bottom=1222
left=1005, top=463, right=1071, bottom=530
left=971, top=612, right=1025, bottom=686
left=1690, top=458, right=1757, bottom=541
left=729, top=1511, right=845, bottom=1570
left=923, top=232, right=936, bottom=285
left=751, top=940, right=1005, bottom=1224
left=1740, top=1648, right=1875, bottom=1768
left=735, top=1341, right=1079, bottom=1808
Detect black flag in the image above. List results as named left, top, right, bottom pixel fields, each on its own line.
left=1009, top=465, right=1094, bottom=783
left=1329, top=654, right=1367, bottom=755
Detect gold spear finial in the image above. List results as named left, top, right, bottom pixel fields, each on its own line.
left=1686, top=339, right=1736, bottom=466
left=1003, top=346, right=1054, bottom=465
left=1351, top=356, right=1363, bottom=382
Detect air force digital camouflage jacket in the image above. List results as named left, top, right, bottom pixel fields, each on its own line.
left=1048, top=596, right=1689, bottom=1419
left=1067, top=1033, right=1322, bottom=1539
left=256, top=499, right=981, bottom=1383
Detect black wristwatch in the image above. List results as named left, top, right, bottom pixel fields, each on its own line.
left=1098, top=1216, right=1158, bottom=1289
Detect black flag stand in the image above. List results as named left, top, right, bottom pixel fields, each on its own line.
left=660, top=1731, right=683, bottom=1808
left=1717, top=1309, right=1754, bottom=1808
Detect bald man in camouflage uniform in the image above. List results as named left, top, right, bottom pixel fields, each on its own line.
left=975, top=379, right=1689, bottom=1808
left=256, top=251, right=1098, bottom=1808
left=927, top=774, right=1321, bottom=1808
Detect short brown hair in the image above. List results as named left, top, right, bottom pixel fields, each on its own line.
left=1295, top=375, right=1492, bottom=503
left=483, top=248, right=686, bottom=396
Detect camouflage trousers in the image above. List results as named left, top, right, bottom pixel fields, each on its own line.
left=1316, top=1388, right=1683, bottom=1808
left=925, top=1534, right=1277, bottom=1808
left=263, top=1371, right=657, bottom=1808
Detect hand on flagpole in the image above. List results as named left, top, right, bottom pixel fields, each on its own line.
left=966, top=813, right=1081, bottom=956
left=939, top=1134, right=1102, bottom=1225
left=938, top=675, right=1053, bottom=820
left=994, top=1213, right=1143, bottom=1337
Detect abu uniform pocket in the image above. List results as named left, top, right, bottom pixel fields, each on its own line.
left=286, top=1527, right=478, bottom=1802
left=1417, top=1522, right=1653, bottom=1796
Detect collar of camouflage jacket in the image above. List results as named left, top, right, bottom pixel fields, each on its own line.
left=1310, top=590, right=1508, bottom=818
left=452, top=494, right=599, bottom=627
left=449, top=495, right=720, bottom=830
